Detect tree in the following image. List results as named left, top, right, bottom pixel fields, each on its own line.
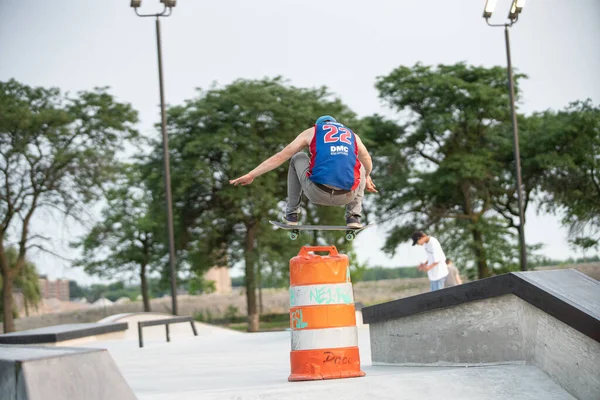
left=434, top=217, right=543, bottom=279
left=487, top=113, right=550, bottom=270
left=535, top=100, right=600, bottom=240
left=14, top=258, right=41, bottom=317
left=186, top=275, right=216, bottom=295
left=149, top=77, right=360, bottom=331
left=0, top=247, right=41, bottom=319
left=72, top=165, right=160, bottom=311
left=0, top=79, right=138, bottom=332
left=69, top=280, right=87, bottom=300
left=366, top=63, right=527, bottom=278
left=569, top=237, right=598, bottom=263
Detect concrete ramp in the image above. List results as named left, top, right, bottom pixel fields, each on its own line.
left=363, top=269, right=600, bottom=400
left=0, top=345, right=137, bottom=400
left=513, top=269, right=600, bottom=322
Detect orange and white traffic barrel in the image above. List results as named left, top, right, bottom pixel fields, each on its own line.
left=288, top=245, right=366, bottom=381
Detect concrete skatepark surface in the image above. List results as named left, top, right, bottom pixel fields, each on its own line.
left=63, top=315, right=575, bottom=400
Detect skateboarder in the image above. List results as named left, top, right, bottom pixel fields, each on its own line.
left=230, top=115, right=377, bottom=228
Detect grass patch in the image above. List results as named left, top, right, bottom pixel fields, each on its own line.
left=393, top=283, right=426, bottom=291
left=195, top=310, right=290, bottom=332
left=227, top=320, right=290, bottom=332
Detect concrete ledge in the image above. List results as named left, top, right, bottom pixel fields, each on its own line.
left=365, top=270, right=600, bottom=400
left=363, top=269, right=600, bottom=342
left=0, top=345, right=137, bottom=400
left=0, top=322, right=128, bottom=345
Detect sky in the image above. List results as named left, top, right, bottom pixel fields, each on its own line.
left=1, top=0, right=599, bottom=283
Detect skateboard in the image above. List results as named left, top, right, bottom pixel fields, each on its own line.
left=269, top=220, right=374, bottom=241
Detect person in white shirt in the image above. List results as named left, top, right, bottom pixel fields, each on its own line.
left=445, top=258, right=463, bottom=287
left=412, top=231, right=449, bottom=291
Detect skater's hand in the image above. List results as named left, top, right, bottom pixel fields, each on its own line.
left=366, top=176, right=378, bottom=193
left=230, top=173, right=255, bottom=186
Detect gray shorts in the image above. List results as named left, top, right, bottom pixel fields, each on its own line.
left=285, top=152, right=366, bottom=218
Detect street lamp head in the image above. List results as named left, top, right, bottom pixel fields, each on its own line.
left=508, top=0, right=525, bottom=20
left=130, top=0, right=141, bottom=8
left=482, top=0, right=498, bottom=18
left=160, top=0, right=177, bottom=7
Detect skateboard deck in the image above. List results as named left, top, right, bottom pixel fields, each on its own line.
left=269, top=220, right=373, bottom=240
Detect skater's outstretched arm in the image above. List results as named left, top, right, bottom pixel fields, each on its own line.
left=229, top=128, right=313, bottom=186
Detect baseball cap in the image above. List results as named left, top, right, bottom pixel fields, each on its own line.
left=411, top=231, right=426, bottom=246
left=315, top=115, right=336, bottom=125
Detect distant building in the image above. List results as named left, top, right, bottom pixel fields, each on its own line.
left=38, top=275, right=70, bottom=301
left=204, top=266, right=232, bottom=294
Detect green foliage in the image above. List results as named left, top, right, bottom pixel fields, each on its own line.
left=0, top=297, right=18, bottom=321
left=529, top=255, right=600, bottom=268
left=0, top=78, right=138, bottom=331
left=69, top=280, right=87, bottom=300
left=72, top=280, right=142, bottom=303
left=0, top=247, right=41, bottom=319
left=14, top=260, right=41, bottom=316
left=186, top=275, right=216, bottom=295
left=72, top=165, right=160, bottom=276
left=71, top=164, right=162, bottom=311
left=194, top=309, right=213, bottom=323
left=224, top=304, right=239, bottom=321
left=570, top=237, right=598, bottom=252
left=194, top=311, right=289, bottom=332
left=349, top=259, right=368, bottom=282
left=365, top=63, right=530, bottom=278
left=342, top=247, right=371, bottom=282
left=143, top=77, right=361, bottom=330
left=360, top=266, right=426, bottom=281
left=533, top=100, right=600, bottom=240
left=434, top=217, right=544, bottom=277
left=569, top=237, right=599, bottom=262
left=231, top=276, right=244, bottom=287
left=146, top=277, right=171, bottom=299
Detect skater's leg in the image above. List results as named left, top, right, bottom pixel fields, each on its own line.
left=345, top=166, right=367, bottom=218
left=285, top=152, right=310, bottom=216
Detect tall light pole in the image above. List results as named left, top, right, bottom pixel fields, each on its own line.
left=131, top=0, right=179, bottom=314
left=483, top=0, right=527, bottom=271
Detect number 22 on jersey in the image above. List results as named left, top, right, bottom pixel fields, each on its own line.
left=322, top=124, right=352, bottom=145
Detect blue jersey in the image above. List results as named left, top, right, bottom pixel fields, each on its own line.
left=308, top=122, right=362, bottom=191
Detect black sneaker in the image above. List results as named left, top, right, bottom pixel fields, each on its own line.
left=346, top=215, right=362, bottom=229
left=282, top=213, right=299, bottom=226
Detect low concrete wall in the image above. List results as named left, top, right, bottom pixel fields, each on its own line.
left=370, top=294, right=600, bottom=400
left=370, top=295, right=525, bottom=365
left=526, top=301, right=600, bottom=400
left=0, top=345, right=137, bottom=400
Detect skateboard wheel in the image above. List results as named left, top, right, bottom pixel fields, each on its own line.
left=290, top=230, right=299, bottom=240
left=345, top=231, right=355, bottom=241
